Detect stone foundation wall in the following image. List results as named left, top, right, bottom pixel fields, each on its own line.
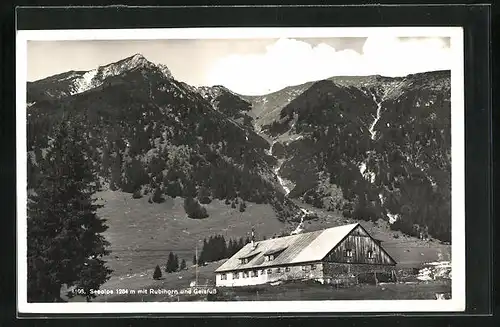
left=322, top=262, right=396, bottom=284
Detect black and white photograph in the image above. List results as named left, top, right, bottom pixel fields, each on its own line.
left=16, top=27, right=465, bottom=314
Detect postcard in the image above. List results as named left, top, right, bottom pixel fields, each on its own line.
left=17, top=26, right=465, bottom=314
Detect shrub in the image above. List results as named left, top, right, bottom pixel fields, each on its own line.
left=224, top=198, right=231, bottom=205
left=152, top=186, right=164, bottom=203
left=153, top=265, right=162, bottom=280
left=110, top=183, right=118, bottom=191
left=342, top=210, right=352, bottom=218
left=184, top=196, right=209, bottom=219
left=197, top=187, right=212, bottom=204
left=231, top=201, right=237, bottom=209
left=132, top=189, right=142, bottom=199
left=313, top=196, right=324, bottom=208
left=199, top=196, right=212, bottom=205
left=165, top=180, right=182, bottom=198
left=239, top=201, right=246, bottom=212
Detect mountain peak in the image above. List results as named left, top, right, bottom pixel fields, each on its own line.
left=119, top=54, right=173, bottom=79
left=123, top=53, right=148, bottom=65
left=65, top=54, right=174, bottom=95
left=113, top=53, right=151, bottom=71
left=131, top=53, right=146, bottom=60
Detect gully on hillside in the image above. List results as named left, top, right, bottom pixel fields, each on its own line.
left=368, top=91, right=383, bottom=141
left=27, top=53, right=451, bottom=242
left=244, top=70, right=452, bottom=242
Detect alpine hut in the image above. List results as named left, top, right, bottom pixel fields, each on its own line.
left=215, top=223, right=396, bottom=287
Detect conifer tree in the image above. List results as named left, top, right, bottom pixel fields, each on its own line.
left=173, top=254, right=179, bottom=272
left=207, top=236, right=215, bottom=262
left=183, top=196, right=208, bottom=219
left=239, top=201, right=247, bottom=212
left=121, top=158, right=148, bottom=193
left=227, top=239, right=233, bottom=256
left=180, top=259, right=187, bottom=270
left=152, top=185, right=164, bottom=203
left=220, top=235, right=227, bottom=259
left=166, top=252, right=175, bottom=273
left=27, top=121, right=112, bottom=302
left=199, top=239, right=208, bottom=265
left=109, top=147, right=122, bottom=191
left=153, top=265, right=162, bottom=280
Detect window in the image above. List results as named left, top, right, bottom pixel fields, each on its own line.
left=302, top=265, right=310, bottom=272
left=243, top=271, right=249, bottom=278
left=221, top=273, right=227, bottom=280
left=233, top=272, right=239, bottom=279
left=367, top=250, right=373, bottom=259
left=276, top=267, right=281, bottom=273
left=345, top=249, right=353, bottom=257
left=239, top=252, right=260, bottom=265
left=251, top=270, right=258, bottom=277
left=263, top=247, right=287, bottom=261
left=285, top=267, right=290, bottom=272
left=265, top=254, right=275, bottom=261
left=311, top=264, right=316, bottom=270
left=267, top=268, right=272, bottom=274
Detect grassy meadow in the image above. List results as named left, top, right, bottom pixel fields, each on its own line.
left=68, top=259, right=450, bottom=302
left=81, top=189, right=451, bottom=303
left=94, top=190, right=286, bottom=277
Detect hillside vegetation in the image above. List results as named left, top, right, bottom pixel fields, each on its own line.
left=27, top=54, right=452, bottom=285
left=243, top=71, right=452, bottom=241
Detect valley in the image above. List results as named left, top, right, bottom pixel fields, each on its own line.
left=26, top=54, right=452, bottom=295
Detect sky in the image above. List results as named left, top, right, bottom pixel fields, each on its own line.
left=27, top=36, right=451, bottom=95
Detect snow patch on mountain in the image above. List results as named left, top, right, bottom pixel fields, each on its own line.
left=69, top=54, right=172, bottom=95
left=71, top=69, right=98, bottom=95
left=387, top=212, right=400, bottom=224
left=358, top=162, right=376, bottom=184
left=378, top=193, right=385, bottom=205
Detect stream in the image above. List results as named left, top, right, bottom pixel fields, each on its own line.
left=368, top=92, right=383, bottom=140
left=267, top=139, right=310, bottom=235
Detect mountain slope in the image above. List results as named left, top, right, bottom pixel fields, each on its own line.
left=27, top=54, right=452, bottom=247
left=27, top=54, right=300, bottom=222
left=197, top=85, right=254, bottom=128
left=27, top=54, right=173, bottom=103
left=241, top=71, right=451, bottom=242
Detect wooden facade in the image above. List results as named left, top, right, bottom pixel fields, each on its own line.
left=323, top=225, right=396, bottom=265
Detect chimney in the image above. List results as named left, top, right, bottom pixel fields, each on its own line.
left=251, top=228, right=256, bottom=248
